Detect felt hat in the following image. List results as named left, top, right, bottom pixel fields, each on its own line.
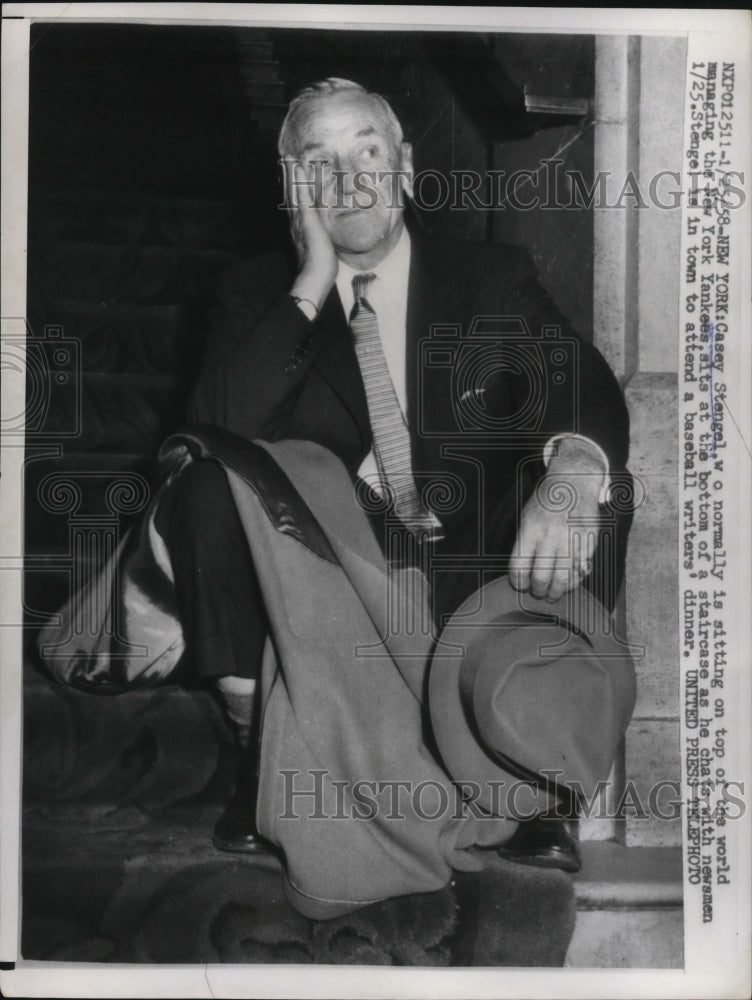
left=428, top=575, right=636, bottom=815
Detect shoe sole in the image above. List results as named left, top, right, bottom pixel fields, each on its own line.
left=212, top=834, right=269, bottom=855
left=496, top=850, right=582, bottom=874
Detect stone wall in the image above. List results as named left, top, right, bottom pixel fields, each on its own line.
left=592, top=35, right=687, bottom=847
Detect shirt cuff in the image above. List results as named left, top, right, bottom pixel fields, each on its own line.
left=291, top=295, right=318, bottom=321
left=542, top=434, right=611, bottom=504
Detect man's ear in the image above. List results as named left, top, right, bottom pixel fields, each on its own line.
left=399, top=142, right=414, bottom=199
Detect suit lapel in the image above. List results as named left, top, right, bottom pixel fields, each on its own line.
left=313, top=286, right=371, bottom=450
left=406, top=232, right=461, bottom=474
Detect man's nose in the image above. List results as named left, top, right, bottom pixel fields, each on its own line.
left=333, top=156, right=358, bottom=194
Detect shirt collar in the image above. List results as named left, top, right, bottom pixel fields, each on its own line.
left=335, top=225, right=411, bottom=307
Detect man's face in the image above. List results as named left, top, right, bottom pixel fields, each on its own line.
left=290, top=91, right=413, bottom=265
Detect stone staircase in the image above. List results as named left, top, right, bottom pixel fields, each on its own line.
left=23, top=191, right=240, bottom=626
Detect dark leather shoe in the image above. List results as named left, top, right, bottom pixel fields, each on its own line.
left=212, top=803, right=268, bottom=854
left=496, top=817, right=582, bottom=873
left=212, top=749, right=269, bottom=854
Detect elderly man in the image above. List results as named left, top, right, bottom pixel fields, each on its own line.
left=152, top=78, right=632, bottom=873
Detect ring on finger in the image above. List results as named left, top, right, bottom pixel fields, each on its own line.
left=576, top=558, right=593, bottom=578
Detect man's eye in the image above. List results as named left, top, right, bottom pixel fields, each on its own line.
left=360, top=146, right=380, bottom=161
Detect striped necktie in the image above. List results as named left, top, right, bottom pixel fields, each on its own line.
left=350, top=272, right=440, bottom=537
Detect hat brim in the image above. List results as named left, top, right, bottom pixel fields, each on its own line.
left=428, top=576, right=636, bottom=815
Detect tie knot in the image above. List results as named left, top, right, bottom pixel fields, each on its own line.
left=352, top=272, right=376, bottom=302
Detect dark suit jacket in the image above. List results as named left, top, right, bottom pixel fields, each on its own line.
left=187, top=229, right=630, bottom=545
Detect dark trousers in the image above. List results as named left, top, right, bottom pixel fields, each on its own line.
left=153, top=459, right=267, bottom=680
left=153, top=457, right=632, bottom=682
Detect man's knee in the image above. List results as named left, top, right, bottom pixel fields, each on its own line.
left=155, top=458, right=236, bottom=541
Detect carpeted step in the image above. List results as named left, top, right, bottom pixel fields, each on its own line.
left=20, top=666, right=681, bottom=969
left=23, top=663, right=235, bottom=818
left=20, top=659, right=577, bottom=967
left=21, top=810, right=576, bottom=965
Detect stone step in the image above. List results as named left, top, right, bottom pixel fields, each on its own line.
left=36, top=52, right=284, bottom=103
left=26, top=371, right=184, bottom=453
left=28, top=242, right=232, bottom=305
left=31, top=125, right=277, bottom=202
left=29, top=190, right=244, bottom=250
left=34, top=22, right=274, bottom=61
left=237, top=79, right=286, bottom=105
left=233, top=35, right=275, bottom=63
left=33, top=29, right=281, bottom=111
left=236, top=59, right=284, bottom=84
left=30, top=67, right=281, bottom=195
left=568, top=842, right=683, bottom=967
left=23, top=451, right=163, bottom=620
left=22, top=446, right=172, bottom=621
left=28, top=300, right=190, bottom=375
left=249, top=104, right=288, bottom=133
left=24, top=452, right=153, bottom=552
left=28, top=21, right=285, bottom=199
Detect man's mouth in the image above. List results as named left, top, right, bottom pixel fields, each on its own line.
left=330, top=207, right=372, bottom=221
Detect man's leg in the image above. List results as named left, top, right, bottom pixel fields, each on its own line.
left=153, top=458, right=269, bottom=852
left=153, top=458, right=267, bottom=685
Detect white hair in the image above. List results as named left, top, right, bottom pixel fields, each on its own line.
left=277, top=78, right=404, bottom=157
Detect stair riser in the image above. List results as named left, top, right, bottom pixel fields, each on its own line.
left=29, top=244, right=232, bottom=303
left=566, top=908, right=683, bottom=968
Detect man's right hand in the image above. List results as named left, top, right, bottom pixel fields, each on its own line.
left=284, top=157, right=338, bottom=310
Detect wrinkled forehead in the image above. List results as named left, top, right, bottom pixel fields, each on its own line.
left=288, top=91, right=400, bottom=155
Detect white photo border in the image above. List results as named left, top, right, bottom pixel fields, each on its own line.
left=1, top=5, right=750, bottom=999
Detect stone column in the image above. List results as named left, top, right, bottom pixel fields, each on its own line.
left=592, top=35, right=687, bottom=847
